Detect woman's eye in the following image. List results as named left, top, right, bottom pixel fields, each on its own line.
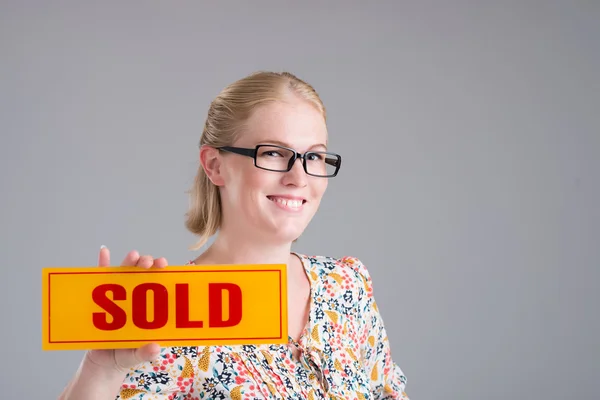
left=307, top=153, right=323, bottom=161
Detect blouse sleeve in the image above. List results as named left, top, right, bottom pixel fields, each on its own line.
left=114, top=347, right=197, bottom=399
left=342, top=256, right=410, bottom=400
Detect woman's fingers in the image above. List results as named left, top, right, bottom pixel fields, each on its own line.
left=136, top=255, right=155, bottom=269
left=152, top=257, right=169, bottom=269
left=100, top=247, right=167, bottom=269
left=120, top=250, right=141, bottom=266
left=98, top=245, right=110, bottom=267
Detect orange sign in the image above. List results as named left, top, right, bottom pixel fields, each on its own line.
left=42, top=264, right=288, bottom=350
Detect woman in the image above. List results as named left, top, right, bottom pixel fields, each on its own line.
left=59, top=71, right=409, bottom=399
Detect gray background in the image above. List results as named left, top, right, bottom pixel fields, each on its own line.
left=1, top=1, right=599, bottom=399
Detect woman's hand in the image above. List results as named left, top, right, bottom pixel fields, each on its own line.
left=84, top=246, right=168, bottom=373
left=59, top=246, right=169, bottom=400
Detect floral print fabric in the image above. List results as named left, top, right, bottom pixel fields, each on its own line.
left=115, top=254, right=409, bottom=399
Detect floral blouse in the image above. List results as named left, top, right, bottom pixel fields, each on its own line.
left=115, top=254, right=409, bottom=399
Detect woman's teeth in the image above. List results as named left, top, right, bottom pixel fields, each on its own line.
left=269, top=197, right=303, bottom=209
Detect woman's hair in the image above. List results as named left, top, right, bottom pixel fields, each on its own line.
left=185, top=71, right=327, bottom=250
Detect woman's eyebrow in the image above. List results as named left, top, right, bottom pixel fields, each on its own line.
left=257, top=139, right=328, bottom=150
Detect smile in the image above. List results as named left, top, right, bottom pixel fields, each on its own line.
left=267, top=196, right=307, bottom=211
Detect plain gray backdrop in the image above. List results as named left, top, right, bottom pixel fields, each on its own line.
left=1, top=1, right=599, bottom=399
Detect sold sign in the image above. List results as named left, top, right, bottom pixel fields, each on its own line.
left=41, top=264, right=288, bottom=350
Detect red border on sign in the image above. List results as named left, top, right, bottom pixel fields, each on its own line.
left=47, top=269, right=284, bottom=344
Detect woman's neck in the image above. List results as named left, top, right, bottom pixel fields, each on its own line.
left=192, top=230, right=294, bottom=266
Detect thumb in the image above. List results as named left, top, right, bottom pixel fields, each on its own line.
left=114, top=343, right=161, bottom=369
left=135, top=343, right=161, bottom=362
left=98, top=245, right=110, bottom=267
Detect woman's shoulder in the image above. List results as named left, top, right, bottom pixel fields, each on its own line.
left=299, top=253, right=369, bottom=273
left=297, top=253, right=374, bottom=290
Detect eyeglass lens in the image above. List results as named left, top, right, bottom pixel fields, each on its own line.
left=256, top=145, right=339, bottom=176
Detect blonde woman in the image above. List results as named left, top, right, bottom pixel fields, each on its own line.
left=59, top=71, right=409, bottom=400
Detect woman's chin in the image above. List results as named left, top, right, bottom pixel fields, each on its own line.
left=265, top=225, right=306, bottom=244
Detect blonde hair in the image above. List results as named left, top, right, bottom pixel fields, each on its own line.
left=185, top=71, right=327, bottom=250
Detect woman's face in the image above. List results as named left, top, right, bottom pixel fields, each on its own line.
left=214, top=99, right=330, bottom=244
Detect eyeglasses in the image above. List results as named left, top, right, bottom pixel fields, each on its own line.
left=217, top=144, right=342, bottom=178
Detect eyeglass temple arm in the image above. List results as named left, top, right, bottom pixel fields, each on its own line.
left=325, top=157, right=340, bottom=167
left=219, top=146, right=256, bottom=157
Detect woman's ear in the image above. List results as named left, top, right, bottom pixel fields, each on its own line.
left=199, top=145, right=225, bottom=186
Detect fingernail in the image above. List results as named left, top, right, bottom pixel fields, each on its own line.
left=100, top=245, right=107, bottom=249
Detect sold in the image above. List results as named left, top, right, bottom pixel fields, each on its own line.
left=91, top=283, right=242, bottom=330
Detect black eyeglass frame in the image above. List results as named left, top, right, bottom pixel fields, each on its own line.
left=217, top=144, right=342, bottom=178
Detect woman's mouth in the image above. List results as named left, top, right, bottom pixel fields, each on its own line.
left=267, top=196, right=307, bottom=211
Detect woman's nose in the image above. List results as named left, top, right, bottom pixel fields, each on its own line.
left=282, top=158, right=308, bottom=186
